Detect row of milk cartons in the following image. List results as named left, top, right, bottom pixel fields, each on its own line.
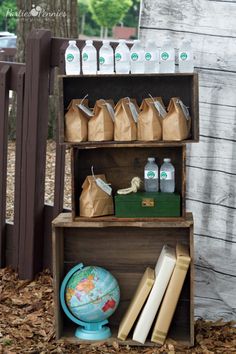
left=65, top=38, right=194, bottom=75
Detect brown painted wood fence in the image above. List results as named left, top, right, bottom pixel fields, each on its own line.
left=0, top=29, right=109, bottom=279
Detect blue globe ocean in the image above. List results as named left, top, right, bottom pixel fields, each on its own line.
left=64, top=265, right=120, bottom=323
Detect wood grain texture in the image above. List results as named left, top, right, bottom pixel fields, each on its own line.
left=13, top=67, right=25, bottom=270
left=18, top=29, right=51, bottom=279
left=140, top=0, right=236, bottom=320
left=52, top=226, right=64, bottom=340
left=0, top=65, right=10, bottom=267
left=52, top=213, right=194, bottom=345
left=53, top=212, right=193, bottom=227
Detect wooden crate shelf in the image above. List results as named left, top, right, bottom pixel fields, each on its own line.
left=52, top=212, right=194, bottom=347
left=60, top=141, right=187, bottom=148
left=59, top=73, right=199, bottom=145
left=71, top=145, right=186, bottom=220
left=54, top=212, right=192, bottom=228
left=60, top=325, right=192, bottom=347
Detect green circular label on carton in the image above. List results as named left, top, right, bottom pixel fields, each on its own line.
left=145, top=52, right=151, bottom=61
left=99, top=56, right=105, bottom=65
left=147, top=171, right=155, bottom=179
left=161, top=52, right=169, bottom=61
left=83, top=53, right=88, bottom=61
left=131, top=53, right=138, bottom=61
left=115, top=53, right=122, bottom=61
left=160, top=171, right=167, bottom=179
left=66, top=53, right=74, bottom=62
left=180, top=52, right=188, bottom=61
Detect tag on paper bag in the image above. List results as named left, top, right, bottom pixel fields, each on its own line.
left=114, top=98, right=139, bottom=141
left=162, top=97, right=191, bottom=141
left=79, top=174, right=114, bottom=217
left=88, top=99, right=115, bottom=141
left=64, top=99, right=90, bottom=142
left=137, top=97, right=165, bottom=141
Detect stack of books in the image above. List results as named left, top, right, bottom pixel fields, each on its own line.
left=118, top=243, right=191, bottom=345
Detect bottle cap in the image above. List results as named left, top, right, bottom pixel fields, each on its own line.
left=69, top=40, right=76, bottom=45
left=148, top=157, right=155, bottom=162
left=164, top=158, right=171, bottom=163
left=86, top=40, right=93, bottom=45
left=103, top=40, right=110, bottom=45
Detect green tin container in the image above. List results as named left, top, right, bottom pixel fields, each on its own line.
left=115, top=192, right=181, bottom=218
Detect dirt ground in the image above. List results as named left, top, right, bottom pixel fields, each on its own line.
left=0, top=267, right=236, bottom=354
left=2, top=141, right=236, bottom=353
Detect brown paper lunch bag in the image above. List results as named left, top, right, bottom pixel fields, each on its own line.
left=137, top=97, right=165, bottom=141
left=114, top=98, right=139, bottom=141
left=79, top=174, right=114, bottom=217
left=162, top=97, right=191, bottom=141
left=88, top=99, right=115, bottom=141
left=64, top=98, right=89, bottom=142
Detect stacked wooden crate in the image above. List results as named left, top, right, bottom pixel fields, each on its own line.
left=52, top=73, right=199, bottom=347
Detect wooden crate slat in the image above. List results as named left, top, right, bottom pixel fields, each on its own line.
left=53, top=212, right=193, bottom=226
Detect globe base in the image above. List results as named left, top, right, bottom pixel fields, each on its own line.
left=75, top=324, right=111, bottom=340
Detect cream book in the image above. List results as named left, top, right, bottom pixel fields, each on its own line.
left=132, top=245, right=176, bottom=344
left=118, top=267, right=155, bottom=341
left=151, top=243, right=191, bottom=345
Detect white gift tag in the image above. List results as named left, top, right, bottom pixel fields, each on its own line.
left=128, top=102, right=139, bottom=123
left=96, top=178, right=112, bottom=195
left=77, top=104, right=94, bottom=117
left=105, top=103, right=115, bottom=122
left=153, top=101, right=167, bottom=118
left=176, top=99, right=190, bottom=120
left=77, top=94, right=93, bottom=117
left=148, top=93, right=167, bottom=118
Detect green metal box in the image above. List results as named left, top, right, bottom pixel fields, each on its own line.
left=115, top=192, right=181, bottom=218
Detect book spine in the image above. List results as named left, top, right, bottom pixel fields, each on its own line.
left=132, top=256, right=176, bottom=344
left=151, top=256, right=190, bottom=345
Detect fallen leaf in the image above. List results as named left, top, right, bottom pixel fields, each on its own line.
left=112, top=340, right=119, bottom=350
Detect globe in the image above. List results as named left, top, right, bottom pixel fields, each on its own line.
left=60, top=263, right=120, bottom=340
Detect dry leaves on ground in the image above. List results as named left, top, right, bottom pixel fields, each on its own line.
left=0, top=268, right=236, bottom=354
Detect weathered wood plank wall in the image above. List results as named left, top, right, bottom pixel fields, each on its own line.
left=140, top=0, right=236, bottom=320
